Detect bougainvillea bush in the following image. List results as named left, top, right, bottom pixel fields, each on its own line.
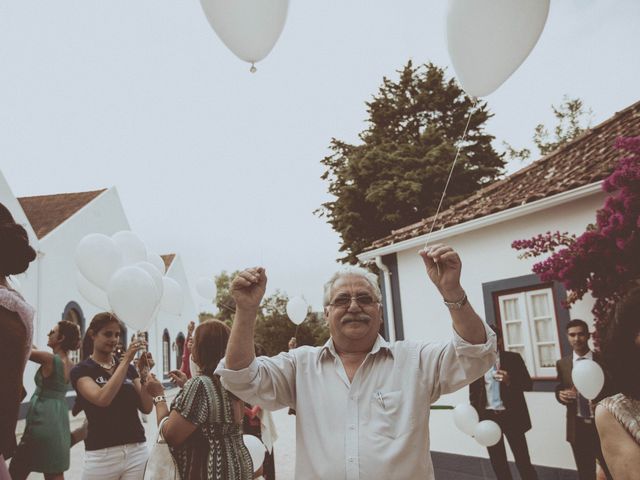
left=512, top=136, right=640, bottom=340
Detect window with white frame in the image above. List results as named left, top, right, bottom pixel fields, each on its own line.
left=162, top=329, right=171, bottom=376
left=497, top=287, right=561, bottom=378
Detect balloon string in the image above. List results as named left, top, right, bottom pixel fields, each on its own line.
left=424, top=97, right=478, bottom=249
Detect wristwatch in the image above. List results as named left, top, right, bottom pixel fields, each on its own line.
left=443, top=291, right=468, bottom=310
left=153, top=395, right=167, bottom=405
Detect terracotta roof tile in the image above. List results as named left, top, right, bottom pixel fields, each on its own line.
left=161, top=254, right=176, bottom=270
left=17, top=189, right=107, bottom=239
left=367, top=100, right=640, bottom=251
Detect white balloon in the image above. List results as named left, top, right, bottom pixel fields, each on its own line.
left=147, top=252, right=166, bottom=274
left=200, top=0, right=289, bottom=66
left=446, top=0, right=550, bottom=97
left=136, top=261, right=164, bottom=299
left=453, top=403, right=479, bottom=436
left=76, top=272, right=111, bottom=311
left=286, top=296, right=308, bottom=325
left=112, top=231, right=147, bottom=266
left=160, top=277, right=184, bottom=316
left=473, top=420, right=502, bottom=447
left=75, top=233, right=123, bottom=289
left=242, top=434, right=266, bottom=473
left=107, top=266, right=160, bottom=330
left=195, top=277, right=217, bottom=301
left=572, top=359, right=605, bottom=400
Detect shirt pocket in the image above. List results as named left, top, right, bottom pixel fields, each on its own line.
left=366, top=390, right=415, bottom=439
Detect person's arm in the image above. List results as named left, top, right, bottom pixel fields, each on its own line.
left=76, top=341, right=144, bottom=408
left=180, top=321, right=195, bottom=377
left=133, top=377, right=154, bottom=414
left=29, top=346, right=55, bottom=378
left=225, top=268, right=267, bottom=370
left=419, top=244, right=486, bottom=344
left=596, top=404, right=640, bottom=480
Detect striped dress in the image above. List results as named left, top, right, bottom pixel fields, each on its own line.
left=170, top=375, right=253, bottom=480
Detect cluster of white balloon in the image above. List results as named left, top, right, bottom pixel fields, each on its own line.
left=75, top=231, right=184, bottom=331
left=242, top=434, right=267, bottom=474
left=286, top=296, right=308, bottom=326
left=453, top=404, right=502, bottom=447
left=195, top=277, right=217, bottom=305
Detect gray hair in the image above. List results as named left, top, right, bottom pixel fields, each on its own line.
left=323, top=266, right=382, bottom=307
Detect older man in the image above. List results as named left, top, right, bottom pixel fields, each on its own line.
left=217, top=244, right=496, bottom=479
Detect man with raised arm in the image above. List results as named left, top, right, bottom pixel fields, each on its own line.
left=216, top=244, right=496, bottom=480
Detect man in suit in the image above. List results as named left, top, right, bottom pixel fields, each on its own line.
left=470, top=326, right=538, bottom=480
left=555, top=319, right=612, bottom=480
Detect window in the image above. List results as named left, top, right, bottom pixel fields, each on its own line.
left=162, top=329, right=171, bottom=377
left=175, top=332, right=185, bottom=370
left=62, top=302, right=85, bottom=364
left=496, top=287, right=561, bottom=378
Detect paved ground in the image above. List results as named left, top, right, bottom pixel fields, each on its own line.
left=13, top=389, right=296, bottom=480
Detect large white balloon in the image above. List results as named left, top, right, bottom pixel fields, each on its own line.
left=200, top=0, right=289, bottom=67
left=242, top=434, right=266, bottom=473
left=453, top=403, right=479, bottom=436
left=572, top=359, right=605, bottom=400
left=195, top=277, right=217, bottom=301
left=147, top=252, right=166, bottom=275
left=112, top=231, right=147, bottom=266
left=446, top=0, right=550, bottom=97
left=160, top=277, right=184, bottom=316
left=136, top=261, right=164, bottom=299
left=286, top=296, right=308, bottom=325
left=76, top=272, right=111, bottom=311
left=75, top=233, right=123, bottom=289
left=473, top=420, right=502, bottom=447
left=107, top=266, right=160, bottom=330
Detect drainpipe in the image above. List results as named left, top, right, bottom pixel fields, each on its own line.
left=374, top=256, right=396, bottom=343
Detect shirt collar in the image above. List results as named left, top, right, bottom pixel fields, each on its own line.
left=573, top=350, right=593, bottom=361
left=317, top=335, right=393, bottom=362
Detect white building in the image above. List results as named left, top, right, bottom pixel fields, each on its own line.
left=0, top=179, right=196, bottom=416
left=359, top=100, right=640, bottom=478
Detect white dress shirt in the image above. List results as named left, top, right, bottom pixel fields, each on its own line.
left=217, top=325, right=496, bottom=480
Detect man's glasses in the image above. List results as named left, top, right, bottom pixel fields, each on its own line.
left=329, top=294, right=377, bottom=308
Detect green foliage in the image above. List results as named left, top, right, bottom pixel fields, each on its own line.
left=316, top=61, right=504, bottom=263
left=212, top=272, right=330, bottom=356
left=505, top=95, right=593, bottom=163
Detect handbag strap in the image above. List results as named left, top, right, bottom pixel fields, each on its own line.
left=157, top=415, right=170, bottom=444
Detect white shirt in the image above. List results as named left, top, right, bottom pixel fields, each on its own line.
left=217, top=325, right=496, bottom=480
left=572, top=350, right=593, bottom=363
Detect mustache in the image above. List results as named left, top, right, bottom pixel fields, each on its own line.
left=341, top=314, right=371, bottom=324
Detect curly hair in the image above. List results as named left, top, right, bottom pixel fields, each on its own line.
left=0, top=203, right=37, bottom=276
left=601, top=287, right=640, bottom=399
left=57, top=320, right=81, bottom=352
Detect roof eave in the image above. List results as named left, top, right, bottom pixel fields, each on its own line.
left=357, top=181, right=603, bottom=261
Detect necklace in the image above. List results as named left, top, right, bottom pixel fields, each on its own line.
left=91, top=355, right=115, bottom=370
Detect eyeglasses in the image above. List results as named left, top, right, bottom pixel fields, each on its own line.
left=329, top=294, right=378, bottom=308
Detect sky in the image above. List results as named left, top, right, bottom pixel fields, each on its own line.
left=1, top=0, right=638, bottom=310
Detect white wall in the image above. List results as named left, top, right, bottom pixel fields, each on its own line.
left=392, top=192, right=606, bottom=469
left=151, top=254, right=197, bottom=379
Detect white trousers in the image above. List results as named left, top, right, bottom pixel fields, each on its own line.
left=82, top=442, right=148, bottom=480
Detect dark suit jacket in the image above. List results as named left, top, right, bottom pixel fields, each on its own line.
left=470, top=350, right=533, bottom=433
left=555, top=352, right=613, bottom=444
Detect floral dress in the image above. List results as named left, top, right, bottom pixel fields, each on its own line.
left=170, top=375, right=253, bottom=480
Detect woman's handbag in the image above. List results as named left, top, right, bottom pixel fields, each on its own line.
left=143, top=416, right=179, bottom=480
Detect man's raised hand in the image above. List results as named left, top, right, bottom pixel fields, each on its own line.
left=231, top=267, right=267, bottom=312
left=419, top=244, right=464, bottom=300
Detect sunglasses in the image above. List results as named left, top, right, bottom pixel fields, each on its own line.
left=329, top=294, right=377, bottom=308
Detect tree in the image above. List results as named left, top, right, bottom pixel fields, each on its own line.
left=511, top=136, right=640, bottom=341
left=212, top=272, right=330, bottom=354
left=505, top=95, right=593, bottom=163
left=316, top=61, right=504, bottom=263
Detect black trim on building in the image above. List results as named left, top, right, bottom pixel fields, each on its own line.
left=379, top=253, right=405, bottom=341
left=481, top=273, right=572, bottom=392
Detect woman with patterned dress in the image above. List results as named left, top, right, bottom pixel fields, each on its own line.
left=0, top=202, right=36, bottom=480
left=145, top=319, right=254, bottom=480
left=10, top=320, right=81, bottom=480
left=595, top=286, right=640, bottom=480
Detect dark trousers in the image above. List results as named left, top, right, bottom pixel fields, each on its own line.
left=485, top=411, right=538, bottom=480
left=570, top=418, right=612, bottom=480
